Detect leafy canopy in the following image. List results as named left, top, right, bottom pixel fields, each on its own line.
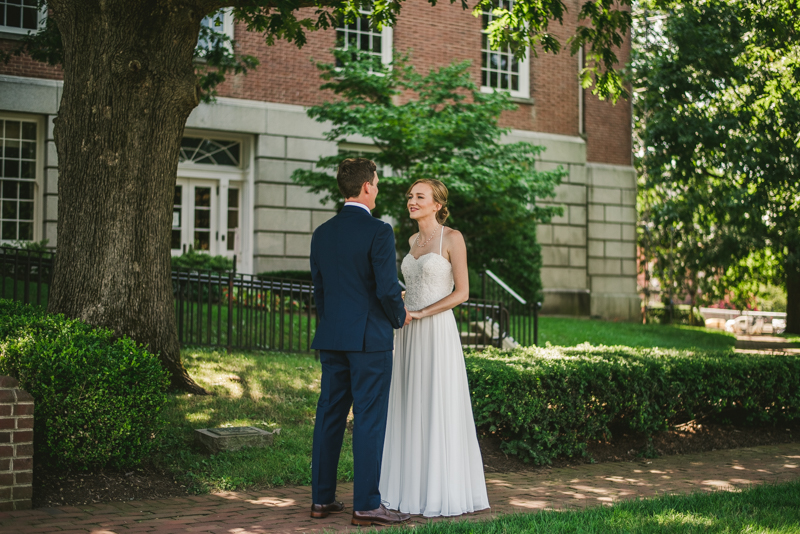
left=292, top=49, right=565, bottom=300
left=633, top=0, right=800, bottom=313
left=5, top=0, right=633, bottom=101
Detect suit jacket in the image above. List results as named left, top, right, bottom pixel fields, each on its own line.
left=310, top=205, right=406, bottom=352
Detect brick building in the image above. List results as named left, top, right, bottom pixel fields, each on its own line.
left=0, top=0, right=639, bottom=320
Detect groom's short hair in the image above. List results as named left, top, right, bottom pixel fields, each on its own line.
left=337, top=158, right=377, bottom=199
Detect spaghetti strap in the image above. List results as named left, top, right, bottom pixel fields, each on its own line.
left=439, top=226, right=444, bottom=256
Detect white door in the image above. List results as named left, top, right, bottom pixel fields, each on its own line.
left=171, top=179, right=242, bottom=263
left=171, top=179, right=218, bottom=255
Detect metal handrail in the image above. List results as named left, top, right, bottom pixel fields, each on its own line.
left=484, top=269, right=526, bottom=304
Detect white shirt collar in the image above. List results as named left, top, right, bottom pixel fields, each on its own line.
left=344, top=201, right=371, bottom=214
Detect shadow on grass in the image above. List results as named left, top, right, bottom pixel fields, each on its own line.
left=156, top=349, right=354, bottom=493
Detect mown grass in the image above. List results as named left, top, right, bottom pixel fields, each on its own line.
left=156, top=349, right=347, bottom=493
left=538, top=316, right=736, bottom=351
left=384, top=479, right=800, bottom=533
left=158, top=319, right=741, bottom=493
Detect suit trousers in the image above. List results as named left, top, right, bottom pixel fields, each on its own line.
left=311, top=349, right=393, bottom=512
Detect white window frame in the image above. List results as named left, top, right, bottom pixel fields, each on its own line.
left=0, top=112, right=44, bottom=245
left=336, top=7, right=393, bottom=68
left=198, top=8, right=234, bottom=54
left=480, top=3, right=530, bottom=99
left=0, top=0, right=46, bottom=36
left=176, top=129, right=253, bottom=273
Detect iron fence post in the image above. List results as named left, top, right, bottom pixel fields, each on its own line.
left=227, top=272, right=234, bottom=354
left=534, top=301, right=541, bottom=347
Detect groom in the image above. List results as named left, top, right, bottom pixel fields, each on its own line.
left=309, top=158, right=412, bottom=526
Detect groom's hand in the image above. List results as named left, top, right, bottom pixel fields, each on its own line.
left=403, top=307, right=412, bottom=326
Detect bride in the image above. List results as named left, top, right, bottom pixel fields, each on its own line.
left=379, top=178, right=490, bottom=517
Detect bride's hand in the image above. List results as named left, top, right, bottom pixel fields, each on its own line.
left=409, top=310, right=425, bottom=320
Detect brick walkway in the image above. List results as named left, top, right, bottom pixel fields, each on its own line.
left=1, top=443, right=798, bottom=533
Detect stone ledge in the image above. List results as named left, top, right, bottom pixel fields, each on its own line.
left=195, top=427, right=275, bottom=454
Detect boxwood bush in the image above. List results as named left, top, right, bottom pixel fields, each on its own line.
left=0, top=299, right=170, bottom=469
left=466, top=345, right=800, bottom=464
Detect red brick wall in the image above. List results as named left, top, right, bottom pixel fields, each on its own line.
left=0, top=39, right=62, bottom=79
left=582, top=6, right=633, bottom=166
left=0, top=376, right=34, bottom=512
left=0, top=0, right=631, bottom=164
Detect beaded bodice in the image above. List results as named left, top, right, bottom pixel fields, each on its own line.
left=401, top=252, right=454, bottom=312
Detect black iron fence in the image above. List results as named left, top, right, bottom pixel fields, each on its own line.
left=0, top=246, right=53, bottom=308
left=2, top=246, right=533, bottom=352
left=479, top=269, right=541, bottom=347
left=173, top=269, right=316, bottom=352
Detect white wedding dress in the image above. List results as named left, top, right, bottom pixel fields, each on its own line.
left=379, top=232, right=490, bottom=517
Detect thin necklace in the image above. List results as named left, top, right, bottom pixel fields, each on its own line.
left=415, top=224, right=440, bottom=248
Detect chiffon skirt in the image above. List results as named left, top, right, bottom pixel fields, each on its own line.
left=379, top=309, right=490, bottom=517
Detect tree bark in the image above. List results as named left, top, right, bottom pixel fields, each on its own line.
left=47, top=0, right=208, bottom=393
left=786, top=254, right=800, bottom=335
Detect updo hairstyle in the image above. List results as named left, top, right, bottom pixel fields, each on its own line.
left=406, top=178, right=450, bottom=225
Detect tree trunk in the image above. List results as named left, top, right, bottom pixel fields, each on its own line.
left=47, top=0, right=208, bottom=393
left=786, top=254, right=800, bottom=335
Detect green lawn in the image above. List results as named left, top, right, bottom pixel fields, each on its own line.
left=384, top=479, right=800, bottom=533
left=156, top=349, right=342, bottom=493
left=538, top=316, right=736, bottom=351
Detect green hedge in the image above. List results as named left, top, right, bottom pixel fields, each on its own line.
left=466, top=345, right=800, bottom=464
left=0, top=299, right=170, bottom=469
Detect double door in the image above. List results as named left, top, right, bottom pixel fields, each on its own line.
left=171, top=178, right=240, bottom=260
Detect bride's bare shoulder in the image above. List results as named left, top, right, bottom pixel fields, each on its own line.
left=443, top=227, right=465, bottom=245
left=408, top=232, right=419, bottom=247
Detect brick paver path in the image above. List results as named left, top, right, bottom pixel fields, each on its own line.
left=2, top=443, right=798, bottom=533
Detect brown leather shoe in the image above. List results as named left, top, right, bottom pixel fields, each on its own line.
left=351, top=504, right=411, bottom=526
left=310, top=500, right=346, bottom=518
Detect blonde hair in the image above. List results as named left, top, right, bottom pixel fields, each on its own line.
left=406, top=179, right=450, bottom=224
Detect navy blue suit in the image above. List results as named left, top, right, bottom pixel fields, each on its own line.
left=310, top=205, right=406, bottom=511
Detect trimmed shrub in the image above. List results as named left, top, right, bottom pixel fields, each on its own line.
left=0, top=299, right=170, bottom=469
left=171, top=248, right=233, bottom=273
left=466, top=345, right=800, bottom=464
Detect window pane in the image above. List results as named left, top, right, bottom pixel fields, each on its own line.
left=2, top=200, right=16, bottom=219
left=4, top=140, right=20, bottom=159
left=5, top=121, right=20, bottom=139
left=174, top=185, right=182, bottom=205
left=21, top=141, right=35, bottom=159
left=195, top=210, right=210, bottom=229
left=4, top=160, right=19, bottom=178
left=18, top=201, right=32, bottom=220
left=228, top=188, right=239, bottom=208
left=195, top=187, right=211, bottom=208
left=7, top=5, right=21, bottom=28
left=373, top=35, right=381, bottom=53
left=22, top=4, right=37, bottom=29
left=19, top=181, right=33, bottom=199
left=21, top=122, right=36, bottom=140
left=227, top=231, right=235, bottom=251
left=180, top=137, right=240, bottom=167
left=227, top=210, right=238, bottom=229
left=194, top=231, right=210, bottom=250
left=512, top=75, right=519, bottom=91
left=1, top=221, right=15, bottom=240
left=20, top=161, right=35, bottom=179
left=171, top=230, right=181, bottom=250
left=18, top=222, right=32, bottom=240
left=2, top=180, right=16, bottom=198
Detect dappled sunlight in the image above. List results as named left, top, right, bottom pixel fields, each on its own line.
left=508, top=499, right=552, bottom=509
left=653, top=511, right=716, bottom=528
left=246, top=497, right=298, bottom=508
